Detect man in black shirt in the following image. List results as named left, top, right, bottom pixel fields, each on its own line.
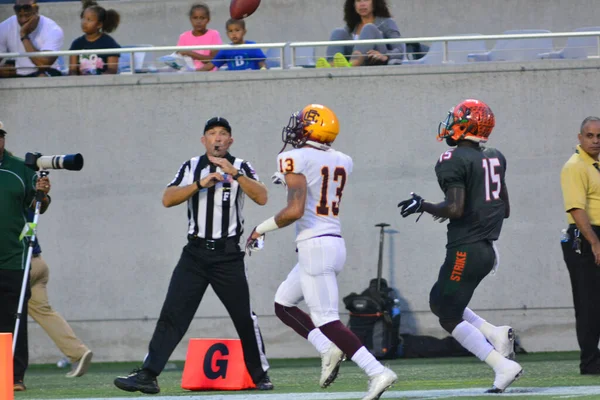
left=398, top=99, right=522, bottom=393
left=114, top=117, right=272, bottom=394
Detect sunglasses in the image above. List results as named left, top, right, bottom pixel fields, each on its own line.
left=13, top=4, right=36, bottom=13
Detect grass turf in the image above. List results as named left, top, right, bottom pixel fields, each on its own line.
left=12, top=351, right=600, bottom=399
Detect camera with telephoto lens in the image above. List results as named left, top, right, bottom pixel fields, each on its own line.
left=25, top=152, right=84, bottom=171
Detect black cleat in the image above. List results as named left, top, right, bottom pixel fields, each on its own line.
left=114, top=368, right=160, bottom=394
left=256, top=374, right=274, bottom=390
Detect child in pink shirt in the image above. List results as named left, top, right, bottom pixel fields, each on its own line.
left=177, top=3, right=222, bottom=71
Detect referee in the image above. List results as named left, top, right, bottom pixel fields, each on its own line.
left=114, top=117, right=272, bottom=393
left=560, top=116, right=600, bottom=375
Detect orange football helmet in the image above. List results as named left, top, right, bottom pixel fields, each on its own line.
left=282, top=104, right=340, bottom=149
left=437, top=99, right=495, bottom=143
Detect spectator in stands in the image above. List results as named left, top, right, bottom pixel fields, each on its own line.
left=69, top=1, right=121, bottom=75
left=0, top=0, right=64, bottom=77
left=199, top=19, right=266, bottom=71
left=177, top=3, right=222, bottom=71
left=316, top=0, right=404, bottom=68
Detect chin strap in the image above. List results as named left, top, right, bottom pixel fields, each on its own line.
left=304, top=140, right=332, bottom=151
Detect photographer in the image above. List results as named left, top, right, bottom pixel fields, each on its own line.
left=0, top=122, right=50, bottom=391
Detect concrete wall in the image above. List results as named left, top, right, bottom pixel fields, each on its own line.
left=3, top=59, right=597, bottom=362
left=1, top=0, right=599, bottom=58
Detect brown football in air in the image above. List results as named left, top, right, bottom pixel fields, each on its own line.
left=230, top=0, right=261, bottom=20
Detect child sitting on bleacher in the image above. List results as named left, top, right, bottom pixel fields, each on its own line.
left=69, top=1, right=121, bottom=75
left=199, top=19, right=267, bottom=71
left=176, top=3, right=222, bottom=71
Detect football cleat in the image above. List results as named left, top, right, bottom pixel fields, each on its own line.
left=486, top=359, right=523, bottom=393
left=362, top=367, right=398, bottom=400
left=320, top=344, right=346, bottom=388
left=488, top=326, right=516, bottom=360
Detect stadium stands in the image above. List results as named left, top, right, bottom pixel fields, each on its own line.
left=467, top=29, right=554, bottom=62
left=403, top=34, right=487, bottom=65
left=538, top=26, right=600, bottom=59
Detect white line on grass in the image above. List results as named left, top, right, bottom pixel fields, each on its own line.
left=38, top=386, right=600, bottom=400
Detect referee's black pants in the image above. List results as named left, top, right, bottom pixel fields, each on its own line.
left=562, top=225, right=600, bottom=373
left=0, top=269, right=30, bottom=383
left=142, top=239, right=269, bottom=384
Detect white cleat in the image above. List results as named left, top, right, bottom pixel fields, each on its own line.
left=488, top=326, right=516, bottom=360
left=320, top=344, right=346, bottom=388
left=362, top=367, right=398, bottom=400
left=486, top=359, right=523, bottom=393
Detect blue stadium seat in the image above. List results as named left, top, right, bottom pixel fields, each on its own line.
left=118, top=45, right=153, bottom=74
left=467, top=29, right=553, bottom=62
left=56, top=55, right=67, bottom=75
left=265, top=47, right=316, bottom=68
left=403, top=34, right=487, bottom=65
left=538, top=26, right=600, bottom=60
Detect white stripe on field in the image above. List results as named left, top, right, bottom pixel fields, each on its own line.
left=31, top=385, right=600, bottom=400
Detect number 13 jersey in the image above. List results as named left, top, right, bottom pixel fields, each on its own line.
left=277, top=147, right=353, bottom=242
left=436, top=146, right=507, bottom=248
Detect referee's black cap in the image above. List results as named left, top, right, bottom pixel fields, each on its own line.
left=204, top=117, right=232, bottom=134
left=0, top=121, right=6, bottom=136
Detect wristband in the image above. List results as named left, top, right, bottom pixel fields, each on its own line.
left=195, top=180, right=202, bottom=190
left=255, top=216, right=279, bottom=235
left=20, top=35, right=29, bottom=41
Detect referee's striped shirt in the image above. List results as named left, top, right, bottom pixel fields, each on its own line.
left=167, top=153, right=260, bottom=240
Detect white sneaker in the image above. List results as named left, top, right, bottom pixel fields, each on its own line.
left=319, top=344, right=345, bottom=388
left=362, top=367, right=398, bottom=400
left=488, top=326, right=515, bottom=360
left=66, top=350, right=93, bottom=378
left=486, top=359, right=523, bottom=393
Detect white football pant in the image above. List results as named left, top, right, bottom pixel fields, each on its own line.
left=274, top=236, right=346, bottom=327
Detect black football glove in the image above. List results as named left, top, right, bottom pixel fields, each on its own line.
left=397, top=192, right=424, bottom=218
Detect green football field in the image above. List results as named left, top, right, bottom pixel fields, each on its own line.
left=12, top=352, right=600, bottom=400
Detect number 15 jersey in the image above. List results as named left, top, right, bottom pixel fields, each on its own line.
left=277, top=147, right=353, bottom=242
left=436, top=145, right=507, bottom=248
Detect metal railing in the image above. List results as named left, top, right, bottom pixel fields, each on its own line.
left=1, top=31, right=599, bottom=73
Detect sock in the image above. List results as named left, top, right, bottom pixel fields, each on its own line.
left=274, top=303, right=316, bottom=339
left=463, top=308, right=497, bottom=340
left=307, top=329, right=332, bottom=355
left=484, top=349, right=509, bottom=371
left=319, top=320, right=363, bottom=358
left=351, top=347, right=385, bottom=377
left=452, top=321, right=494, bottom=361
left=462, top=307, right=485, bottom=329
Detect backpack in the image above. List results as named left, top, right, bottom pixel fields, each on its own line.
left=343, top=278, right=401, bottom=359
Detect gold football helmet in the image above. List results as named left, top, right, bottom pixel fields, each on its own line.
left=282, top=104, right=340, bottom=149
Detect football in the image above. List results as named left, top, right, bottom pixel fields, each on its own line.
left=230, top=0, right=261, bottom=20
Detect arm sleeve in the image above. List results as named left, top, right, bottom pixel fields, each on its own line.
left=379, top=18, right=405, bottom=61
left=210, top=50, right=226, bottom=67
left=435, top=154, right=466, bottom=193
left=212, top=30, right=223, bottom=45
left=24, top=171, right=37, bottom=207
left=176, top=33, right=187, bottom=46
left=167, top=160, right=193, bottom=187
left=277, top=151, right=307, bottom=175
left=561, top=163, right=588, bottom=211
left=241, top=160, right=260, bottom=181
left=0, top=20, right=8, bottom=53
left=40, top=26, right=64, bottom=51
left=253, top=48, right=267, bottom=61
left=104, top=36, right=121, bottom=58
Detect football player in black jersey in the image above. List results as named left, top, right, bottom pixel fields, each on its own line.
left=398, top=99, right=523, bottom=393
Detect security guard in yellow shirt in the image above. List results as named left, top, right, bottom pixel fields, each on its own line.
left=560, top=116, right=600, bottom=375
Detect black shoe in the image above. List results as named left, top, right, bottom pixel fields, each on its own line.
left=114, top=368, right=160, bottom=394
left=256, top=374, right=274, bottom=390
left=581, top=365, right=600, bottom=375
